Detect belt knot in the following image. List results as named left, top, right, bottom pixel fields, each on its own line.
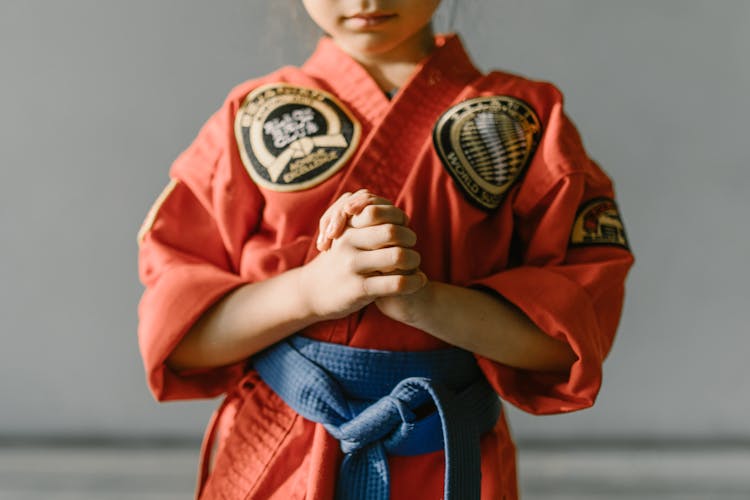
left=253, top=337, right=502, bottom=500
left=337, top=392, right=417, bottom=454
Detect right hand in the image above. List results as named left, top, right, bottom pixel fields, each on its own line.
left=299, top=206, right=424, bottom=321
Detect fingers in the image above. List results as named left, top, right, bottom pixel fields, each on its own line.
left=349, top=204, right=409, bottom=229
left=316, top=189, right=411, bottom=253
left=351, top=247, right=421, bottom=275
left=317, top=191, right=356, bottom=251
left=343, top=191, right=391, bottom=216
left=317, top=230, right=333, bottom=252
left=343, top=223, right=417, bottom=250
left=317, top=190, right=394, bottom=251
left=317, top=212, right=352, bottom=251
left=362, top=271, right=427, bottom=297
left=341, top=191, right=405, bottom=229
left=327, top=211, right=349, bottom=244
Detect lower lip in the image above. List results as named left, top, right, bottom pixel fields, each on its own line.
left=344, top=15, right=396, bottom=30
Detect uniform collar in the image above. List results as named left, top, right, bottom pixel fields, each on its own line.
left=302, top=34, right=481, bottom=125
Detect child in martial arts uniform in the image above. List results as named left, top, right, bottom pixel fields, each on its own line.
left=137, top=1, right=633, bottom=498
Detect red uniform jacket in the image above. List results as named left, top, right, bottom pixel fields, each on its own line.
left=137, top=35, right=634, bottom=499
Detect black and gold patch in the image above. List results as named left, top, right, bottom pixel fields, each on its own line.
left=235, top=84, right=361, bottom=191
left=433, top=96, right=542, bottom=210
left=571, top=198, right=630, bottom=249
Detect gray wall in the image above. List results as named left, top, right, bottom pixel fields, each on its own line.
left=1, top=1, right=748, bottom=441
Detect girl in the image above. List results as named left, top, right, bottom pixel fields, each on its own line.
left=137, top=1, right=634, bottom=498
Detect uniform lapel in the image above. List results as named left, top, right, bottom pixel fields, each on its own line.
left=302, top=37, right=392, bottom=128
left=302, top=33, right=482, bottom=224
left=298, top=35, right=482, bottom=344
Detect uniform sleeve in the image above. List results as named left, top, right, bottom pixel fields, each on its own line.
left=470, top=101, right=634, bottom=415
left=137, top=102, right=262, bottom=402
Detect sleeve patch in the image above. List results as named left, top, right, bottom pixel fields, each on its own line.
left=570, top=198, right=630, bottom=249
left=137, top=179, right=179, bottom=245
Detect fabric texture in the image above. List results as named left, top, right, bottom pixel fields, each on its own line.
left=137, top=34, right=634, bottom=499
left=253, top=336, right=501, bottom=500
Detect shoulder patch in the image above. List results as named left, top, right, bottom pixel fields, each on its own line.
left=570, top=198, right=630, bottom=249
left=433, top=96, right=542, bottom=211
left=137, top=179, right=178, bottom=245
left=235, top=83, right=361, bottom=192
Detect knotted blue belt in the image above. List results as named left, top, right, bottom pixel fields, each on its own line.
left=253, top=336, right=502, bottom=500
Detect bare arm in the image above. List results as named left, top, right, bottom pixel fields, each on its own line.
left=166, top=197, right=423, bottom=371
left=312, top=193, right=577, bottom=374
left=166, top=267, right=313, bottom=371
left=169, top=190, right=573, bottom=374
left=376, top=282, right=577, bottom=373
left=337, top=199, right=576, bottom=373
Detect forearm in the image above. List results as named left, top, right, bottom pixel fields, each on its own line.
left=408, top=282, right=577, bottom=372
left=166, top=267, right=317, bottom=371
left=166, top=216, right=423, bottom=371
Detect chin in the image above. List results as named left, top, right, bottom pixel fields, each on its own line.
left=339, top=33, right=405, bottom=57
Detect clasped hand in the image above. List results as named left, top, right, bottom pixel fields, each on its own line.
left=299, top=190, right=429, bottom=324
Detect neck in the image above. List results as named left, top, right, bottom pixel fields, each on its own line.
left=344, top=25, right=437, bottom=93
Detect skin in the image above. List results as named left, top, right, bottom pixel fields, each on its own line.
left=167, top=199, right=425, bottom=369
left=301, top=0, right=441, bottom=91
left=166, top=1, right=576, bottom=373
left=318, top=192, right=577, bottom=372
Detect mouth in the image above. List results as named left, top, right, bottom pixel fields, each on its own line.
left=343, top=11, right=398, bottom=30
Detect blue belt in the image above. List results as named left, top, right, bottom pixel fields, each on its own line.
left=253, top=336, right=501, bottom=500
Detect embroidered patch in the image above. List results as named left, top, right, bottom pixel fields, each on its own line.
left=571, top=198, right=630, bottom=249
left=433, top=96, right=542, bottom=210
left=235, top=83, right=361, bottom=192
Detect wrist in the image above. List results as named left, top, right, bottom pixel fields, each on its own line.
left=402, top=278, right=439, bottom=327
left=291, top=265, right=320, bottom=322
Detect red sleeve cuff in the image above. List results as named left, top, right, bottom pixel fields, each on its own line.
left=138, top=263, right=247, bottom=401
left=469, top=266, right=605, bottom=415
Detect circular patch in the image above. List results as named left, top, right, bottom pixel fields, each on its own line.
left=235, top=84, right=361, bottom=191
left=571, top=198, right=630, bottom=249
left=433, top=96, right=542, bottom=210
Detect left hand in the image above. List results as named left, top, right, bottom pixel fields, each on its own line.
left=317, top=190, right=430, bottom=325
left=343, top=195, right=429, bottom=325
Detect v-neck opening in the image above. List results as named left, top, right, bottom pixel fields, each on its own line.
left=302, top=34, right=481, bottom=128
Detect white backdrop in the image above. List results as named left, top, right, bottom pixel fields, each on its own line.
left=1, top=0, right=748, bottom=441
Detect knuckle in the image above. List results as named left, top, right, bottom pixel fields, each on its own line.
left=377, top=205, right=393, bottom=218
left=375, top=275, right=391, bottom=294
left=345, top=251, right=360, bottom=272
left=390, top=247, right=405, bottom=266
left=359, top=276, right=370, bottom=296
left=394, top=275, right=410, bottom=292
left=363, top=276, right=381, bottom=297
left=335, top=231, right=349, bottom=247
left=409, top=249, right=421, bottom=267
left=380, top=277, right=397, bottom=295
left=350, top=207, right=371, bottom=228
left=361, top=204, right=377, bottom=221
left=382, top=224, right=398, bottom=242
left=404, top=228, right=417, bottom=246
left=365, top=204, right=381, bottom=220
